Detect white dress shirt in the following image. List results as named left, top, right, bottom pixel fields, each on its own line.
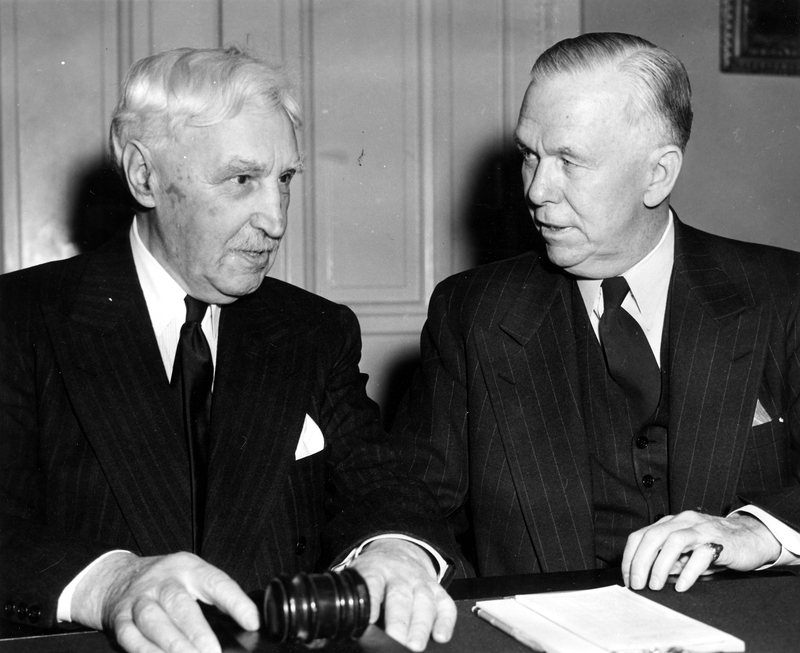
left=576, top=213, right=674, bottom=364
left=576, top=212, right=799, bottom=569
left=130, top=216, right=220, bottom=378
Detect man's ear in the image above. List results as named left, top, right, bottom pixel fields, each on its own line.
left=643, top=145, right=683, bottom=209
left=121, top=140, right=157, bottom=209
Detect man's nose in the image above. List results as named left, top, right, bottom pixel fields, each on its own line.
left=250, top=185, right=287, bottom=238
left=525, top=159, right=558, bottom=206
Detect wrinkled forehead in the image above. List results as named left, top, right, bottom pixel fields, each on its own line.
left=518, top=68, right=637, bottom=133
left=527, top=64, right=632, bottom=106
left=153, top=104, right=301, bottom=177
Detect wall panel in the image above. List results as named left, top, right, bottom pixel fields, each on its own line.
left=0, top=0, right=579, bottom=413
left=310, top=0, right=425, bottom=308
left=1, top=0, right=114, bottom=270
left=0, top=0, right=22, bottom=271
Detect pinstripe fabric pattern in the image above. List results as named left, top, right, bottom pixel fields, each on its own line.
left=576, top=291, right=671, bottom=566
left=0, top=235, right=455, bottom=627
left=393, top=215, right=800, bottom=577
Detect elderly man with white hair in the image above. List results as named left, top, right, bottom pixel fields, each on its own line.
left=0, top=46, right=456, bottom=653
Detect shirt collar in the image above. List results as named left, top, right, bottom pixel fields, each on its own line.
left=129, top=216, right=187, bottom=337
left=577, top=211, right=675, bottom=329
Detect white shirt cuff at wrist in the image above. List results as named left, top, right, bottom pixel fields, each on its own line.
left=729, top=506, right=800, bottom=569
left=331, top=534, right=449, bottom=582
left=56, top=550, right=130, bottom=623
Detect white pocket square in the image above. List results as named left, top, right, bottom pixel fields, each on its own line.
left=752, top=399, right=771, bottom=427
left=295, top=414, right=325, bottom=460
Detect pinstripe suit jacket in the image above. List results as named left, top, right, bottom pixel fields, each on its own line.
left=0, top=235, right=452, bottom=628
left=394, top=216, right=800, bottom=577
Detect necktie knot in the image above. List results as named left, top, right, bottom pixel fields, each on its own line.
left=184, top=296, right=209, bottom=324
left=602, top=277, right=630, bottom=311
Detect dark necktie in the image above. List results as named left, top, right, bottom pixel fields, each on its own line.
left=171, top=295, right=213, bottom=554
left=598, top=277, right=661, bottom=426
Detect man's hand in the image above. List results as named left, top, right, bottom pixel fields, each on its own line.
left=348, top=538, right=456, bottom=652
left=622, top=511, right=781, bottom=592
left=71, top=551, right=259, bottom=653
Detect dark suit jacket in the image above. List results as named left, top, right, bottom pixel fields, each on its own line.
left=0, top=235, right=453, bottom=628
left=393, top=216, right=800, bottom=577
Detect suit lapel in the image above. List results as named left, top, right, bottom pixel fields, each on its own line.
left=668, top=219, right=770, bottom=515
left=44, top=238, right=193, bottom=553
left=202, top=288, right=316, bottom=567
left=476, top=258, right=595, bottom=571
left=46, top=244, right=319, bottom=558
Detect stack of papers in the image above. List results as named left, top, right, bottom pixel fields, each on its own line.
left=473, top=584, right=745, bottom=652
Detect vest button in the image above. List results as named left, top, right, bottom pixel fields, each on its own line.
left=26, top=605, right=41, bottom=623
left=294, top=536, right=307, bottom=555
left=636, top=435, right=649, bottom=449
left=642, top=474, right=655, bottom=488
left=15, top=602, right=27, bottom=619
left=4, top=602, right=15, bottom=619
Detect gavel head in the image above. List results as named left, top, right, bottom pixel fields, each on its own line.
left=263, top=568, right=370, bottom=643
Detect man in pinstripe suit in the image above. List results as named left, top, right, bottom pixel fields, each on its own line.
left=0, top=47, right=457, bottom=653
left=393, top=33, right=800, bottom=590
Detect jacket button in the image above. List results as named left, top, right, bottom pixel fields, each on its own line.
left=294, top=536, right=307, bottom=555
left=15, top=602, right=27, bottom=619
left=636, top=435, right=649, bottom=449
left=4, top=602, right=15, bottom=619
left=27, top=605, right=41, bottom=623
left=642, top=474, right=655, bottom=488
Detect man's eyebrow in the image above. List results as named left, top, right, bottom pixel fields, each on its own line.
left=555, top=145, right=596, bottom=166
left=223, top=158, right=267, bottom=173
left=222, top=157, right=305, bottom=174
left=513, top=135, right=530, bottom=150
left=555, top=145, right=582, bottom=158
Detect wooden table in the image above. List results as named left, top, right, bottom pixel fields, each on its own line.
left=2, top=568, right=798, bottom=652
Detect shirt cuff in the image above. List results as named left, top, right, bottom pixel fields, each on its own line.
left=331, top=534, right=449, bottom=583
left=56, top=550, right=131, bottom=623
left=729, top=506, right=800, bottom=568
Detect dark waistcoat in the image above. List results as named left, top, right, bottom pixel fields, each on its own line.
left=572, top=286, right=671, bottom=566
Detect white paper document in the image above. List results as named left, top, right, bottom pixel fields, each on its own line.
left=473, top=584, right=745, bottom=653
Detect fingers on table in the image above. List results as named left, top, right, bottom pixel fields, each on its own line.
left=623, top=517, right=724, bottom=592
left=388, top=582, right=435, bottom=652
left=669, top=543, right=723, bottom=592
left=382, top=579, right=453, bottom=652
left=192, top=567, right=260, bottom=632
left=431, top=585, right=457, bottom=643
left=112, top=587, right=221, bottom=653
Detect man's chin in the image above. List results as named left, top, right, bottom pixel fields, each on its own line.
left=207, top=271, right=270, bottom=304
left=545, top=245, right=583, bottom=270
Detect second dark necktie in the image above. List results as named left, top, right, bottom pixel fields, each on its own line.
left=598, top=277, right=661, bottom=427
left=171, top=295, right=213, bottom=554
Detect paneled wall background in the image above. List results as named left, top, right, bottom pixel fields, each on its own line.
left=584, top=0, right=800, bottom=256
left=4, top=1, right=799, bottom=421
left=0, top=0, right=578, bottom=419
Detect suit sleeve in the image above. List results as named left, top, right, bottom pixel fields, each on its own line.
left=739, top=254, right=800, bottom=531
left=389, top=283, right=475, bottom=576
left=0, top=273, right=112, bottom=629
left=316, top=303, right=461, bottom=575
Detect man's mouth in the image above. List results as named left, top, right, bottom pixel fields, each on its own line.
left=537, top=221, right=571, bottom=233
left=236, top=239, right=279, bottom=257
left=236, top=247, right=274, bottom=264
